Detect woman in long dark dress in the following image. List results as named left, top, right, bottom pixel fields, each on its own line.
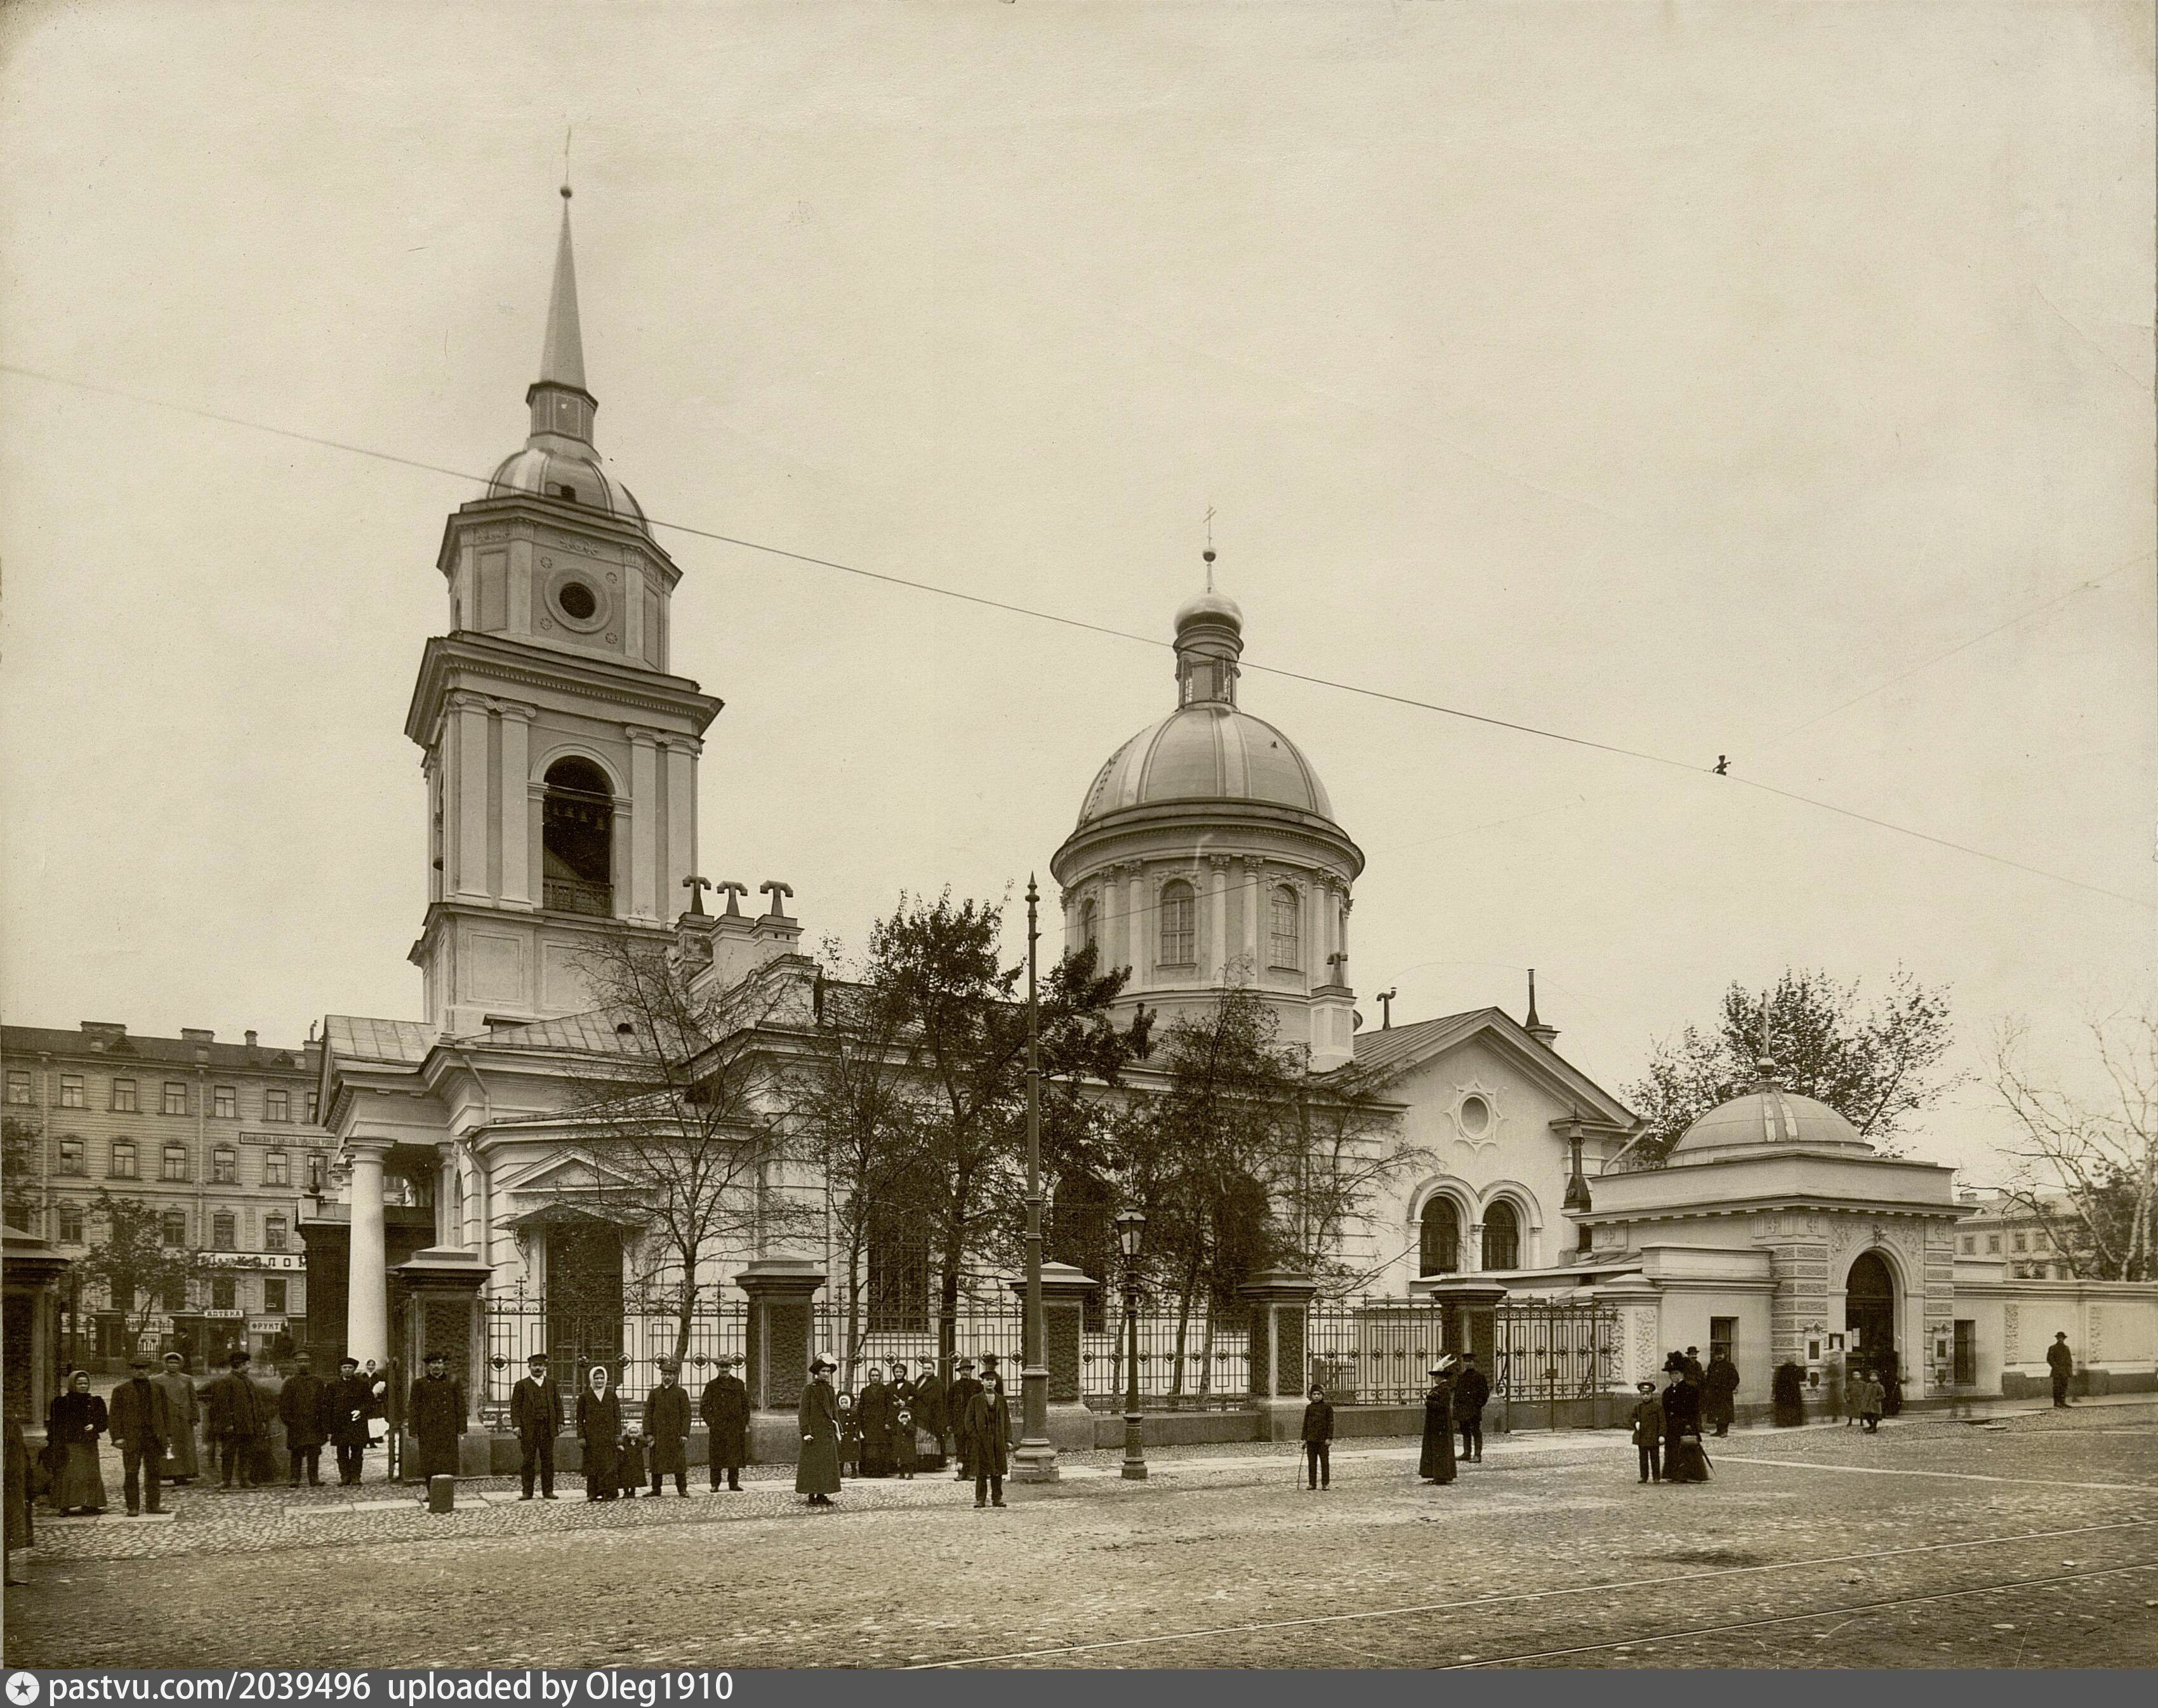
left=796, top=1358, right=841, bottom=1507
left=857, top=1367, right=894, bottom=1478
left=576, top=1365, right=621, bottom=1502
left=1662, top=1366, right=1711, bottom=1483
left=1418, top=1363, right=1457, bottom=1485
left=46, top=1370, right=110, bottom=1514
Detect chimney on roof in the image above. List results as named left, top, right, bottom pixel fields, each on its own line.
left=1523, top=971, right=1559, bottom=1050
left=180, top=1028, right=214, bottom=1045
left=79, top=1021, right=126, bottom=1048
left=244, top=1029, right=258, bottom=1050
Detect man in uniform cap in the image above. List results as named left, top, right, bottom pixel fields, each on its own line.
left=646, top=1357, right=692, bottom=1497
left=277, top=1351, right=331, bottom=1487
left=510, top=1353, right=565, bottom=1500
left=407, top=1351, right=466, bottom=1504
left=204, top=1348, right=268, bottom=1490
left=699, top=1354, right=750, bottom=1491
left=946, top=1358, right=983, bottom=1481
left=328, top=1355, right=376, bottom=1486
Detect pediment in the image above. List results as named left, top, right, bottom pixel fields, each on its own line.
left=1345, top=1007, right=1636, bottom=1131
left=492, top=1146, right=644, bottom=1197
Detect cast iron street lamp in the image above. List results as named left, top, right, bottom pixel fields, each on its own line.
left=1116, top=1205, right=1147, bottom=1480
left=1012, top=878, right=1058, bottom=1482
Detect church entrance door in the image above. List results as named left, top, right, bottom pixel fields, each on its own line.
left=1845, top=1250, right=1896, bottom=1374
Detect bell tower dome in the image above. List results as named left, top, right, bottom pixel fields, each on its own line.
left=406, top=188, right=722, bottom=1038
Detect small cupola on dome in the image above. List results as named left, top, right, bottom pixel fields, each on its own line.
left=1174, top=552, right=1244, bottom=707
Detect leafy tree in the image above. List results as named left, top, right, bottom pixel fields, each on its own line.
left=1990, top=1010, right=2157, bottom=1281
left=77, top=1191, right=205, bottom=1340
left=1622, top=967, right=1961, bottom=1162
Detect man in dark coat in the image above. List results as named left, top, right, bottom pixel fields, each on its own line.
left=796, top=1357, right=841, bottom=1507
left=406, top=1351, right=466, bottom=1501
left=857, top=1365, right=894, bottom=1478
left=204, top=1349, right=269, bottom=1489
left=510, top=1353, right=565, bottom=1500
left=945, top=1358, right=983, bottom=1481
left=699, top=1354, right=750, bottom=1490
left=909, top=1361, right=949, bottom=1472
left=154, top=1351, right=201, bottom=1483
left=1301, top=1384, right=1334, bottom=1490
left=1454, top=1351, right=1490, bottom=1464
left=327, top=1356, right=376, bottom=1486
left=1681, top=1346, right=1705, bottom=1382
left=646, top=1358, right=692, bottom=1497
left=107, top=1354, right=173, bottom=1516
left=277, top=1351, right=331, bottom=1486
left=1662, top=1367, right=1711, bottom=1481
left=1419, top=1363, right=1457, bottom=1485
left=959, top=1365, right=1010, bottom=1508
left=1877, top=1346, right=1902, bottom=1416
left=2047, top=1333, right=2075, bottom=1408
left=1703, top=1350, right=1740, bottom=1437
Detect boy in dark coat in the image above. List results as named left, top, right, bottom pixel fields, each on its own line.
left=835, top=1392, right=861, bottom=1476
left=1454, top=1352, right=1490, bottom=1464
left=699, top=1354, right=750, bottom=1490
left=510, top=1353, right=565, bottom=1500
left=277, top=1351, right=331, bottom=1487
left=406, top=1351, right=466, bottom=1501
left=1301, top=1385, right=1334, bottom=1490
left=107, top=1354, right=173, bottom=1515
left=960, top=1368, right=1010, bottom=1508
left=645, top=1358, right=692, bottom=1497
left=1629, top=1380, right=1664, bottom=1483
left=616, top=1426, right=648, bottom=1497
left=328, top=1357, right=376, bottom=1486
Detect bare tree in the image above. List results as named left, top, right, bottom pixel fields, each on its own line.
left=1990, top=1009, right=2157, bottom=1282
left=566, top=929, right=819, bottom=1363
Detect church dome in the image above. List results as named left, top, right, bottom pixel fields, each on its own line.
left=1669, top=1069, right=1874, bottom=1161
left=487, top=444, right=646, bottom=527
left=1078, top=703, right=1335, bottom=827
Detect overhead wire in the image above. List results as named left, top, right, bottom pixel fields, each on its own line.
left=4, top=359, right=2149, bottom=913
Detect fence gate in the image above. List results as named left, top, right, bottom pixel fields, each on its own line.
left=1493, top=1299, right=1620, bottom=1429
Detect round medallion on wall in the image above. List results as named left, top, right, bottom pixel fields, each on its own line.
left=1448, top=1081, right=1504, bottom=1156
left=544, top=566, right=611, bottom=634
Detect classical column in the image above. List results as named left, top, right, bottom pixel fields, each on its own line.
left=497, top=703, right=536, bottom=907
left=665, top=739, right=697, bottom=908
left=1125, top=865, right=1146, bottom=984
left=1243, top=857, right=1262, bottom=970
left=344, top=1137, right=393, bottom=1368
left=627, top=729, right=660, bottom=922
left=1207, top=856, right=1229, bottom=983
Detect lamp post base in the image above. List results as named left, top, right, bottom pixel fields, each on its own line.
left=1011, top=1441, right=1060, bottom=1483
left=1122, top=1413, right=1148, bottom=1480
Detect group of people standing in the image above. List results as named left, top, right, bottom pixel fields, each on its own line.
left=795, top=1353, right=1009, bottom=1509
left=501, top=1351, right=750, bottom=1504
left=1413, top=1351, right=1493, bottom=1486
left=1629, top=1347, right=1726, bottom=1483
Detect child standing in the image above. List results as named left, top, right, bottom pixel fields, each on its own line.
left=1629, top=1380, right=1664, bottom=1483
left=836, top=1392, right=861, bottom=1477
left=1301, top=1385, right=1335, bottom=1490
left=616, top=1427, right=647, bottom=1498
left=892, top=1403, right=918, bottom=1480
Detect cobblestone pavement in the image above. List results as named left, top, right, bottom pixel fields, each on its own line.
left=6, top=1401, right=2154, bottom=1669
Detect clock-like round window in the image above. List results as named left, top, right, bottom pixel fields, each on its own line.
left=557, top=581, right=598, bottom=621
left=1458, top=1094, right=1491, bottom=1138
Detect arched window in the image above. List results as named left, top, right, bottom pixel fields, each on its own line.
left=1080, top=897, right=1099, bottom=953
left=1269, top=885, right=1301, bottom=970
left=542, top=757, right=614, bottom=917
left=1419, top=1196, right=1460, bottom=1276
left=1160, top=880, right=1196, bottom=965
left=1481, top=1199, right=1520, bottom=1271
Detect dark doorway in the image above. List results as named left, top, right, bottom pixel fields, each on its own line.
left=1846, top=1250, right=1895, bottom=1370
left=542, top=757, right=615, bottom=917
left=546, top=1218, right=625, bottom=1379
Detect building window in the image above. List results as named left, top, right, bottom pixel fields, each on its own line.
left=1986, top=1235, right=2001, bottom=1254
left=1419, top=1196, right=1460, bottom=1276
left=541, top=757, right=615, bottom=917
left=59, top=1075, right=85, bottom=1109
left=264, top=1214, right=288, bottom=1253
left=307, top=1153, right=326, bottom=1193
left=1159, top=880, right=1196, bottom=965
left=161, top=1144, right=189, bottom=1181
left=161, top=1278, right=187, bottom=1313
left=1952, top=1319, right=1976, bottom=1384
left=1709, top=1316, right=1737, bottom=1365
left=866, top=1202, right=931, bottom=1334
left=210, top=1275, right=236, bottom=1311
left=110, top=1078, right=138, bottom=1113
left=56, top=1136, right=86, bottom=1175
left=1481, top=1200, right=1521, bottom=1271
left=162, top=1082, right=187, bottom=1116
left=1268, top=885, right=1301, bottom=970
left=4, top=1071, right=29, bottom=1104
left=160, top=1210, right=186, bottom=1247
left=1960, top=1235, right=1975, bottom=1254
left=211, top=1147, right=237, bottom=1184
left=263, top=1278, right=287, bottom=1315
left=56, top=1205, right=84, bottom=1244
left=213, top=1085, right=237, bottom=1120
left=1080, top=898, right=1098, bottom=953
left=265, top=1089, right=289, bottom=1122
left=109, top=1139, right=137, bottom=1179
left=305, top=1093, right=319, bottom=1125
left=265, top=1150, right=289, bottom=1187
left=2012, top=1233, right=2027, bottom=1252
left=211, top=1211, right=236, bottom=1251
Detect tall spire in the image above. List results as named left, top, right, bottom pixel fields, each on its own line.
left=526, top=185, right=597, bottom=446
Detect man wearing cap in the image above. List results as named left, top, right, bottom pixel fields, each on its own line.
left=958, top=1356, right=1010, bottom=1509
left=278, top=1351, right=331, bottom=1487
left=647, top=1357, right=692, bottom=1497
left=699, top=1355, right=750, bottom=1492
left=204, top=1348, right=269, bottom=1489
left=153, top=1349, right=201, bottom=1485
left=407, top=1351, right=467, bottom=1502
left=946, top=1358, right=983, bottom=1481
left=107, top=1354, right=173, bottom=1516
left=1454, top=1351, right=1490, bottom=1465
left=510, top=1353, right=566, bottom=1500
left=796, top=1356, right=841, bottom=1507
left=328, top=1356, right=376, bottom=1486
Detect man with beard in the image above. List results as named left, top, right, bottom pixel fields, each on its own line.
left=699, top=1354, right=749, bottom=1491
left=107, top=1354, right=172, bottom=1516
left=277, top=1351, right=331, bottom=1487
left=327, top=1356, right=376, bottom=1486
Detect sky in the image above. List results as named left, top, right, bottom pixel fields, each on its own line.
left=2, top=1, right=2152, bottom=1186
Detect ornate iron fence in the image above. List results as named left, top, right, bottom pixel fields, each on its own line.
left=1493, top=1298, right=1622, bottom=1427
left=1305, top=1295, right=1622, bottom=1415
left=1306, top=1296, right=1458, bottom=1404
left=480, top=1294, right=746, bottom=1421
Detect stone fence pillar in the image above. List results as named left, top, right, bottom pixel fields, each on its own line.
left=737, top=1257, right=823, bottom=1463
left=1007, top=1261, right=1097, bottom=1453
left=1240, top=1271, right=1318, bottom=1441
left=392, top=1246, right=491, bottom=1476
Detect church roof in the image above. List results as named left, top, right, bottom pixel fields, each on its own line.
left=1333, top=1004, right=1638, bottom=1130
left=322, top=1015, right=439, bottom=1068
left=1078, top=705, right=1335, bottom=827
left=1669, top=1073, right=1872, bottom=1161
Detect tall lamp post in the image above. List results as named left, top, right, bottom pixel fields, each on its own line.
left=1116, top=1206, right=1147, bottom=1480
left=1012, top=878, right=1058, bottom=1483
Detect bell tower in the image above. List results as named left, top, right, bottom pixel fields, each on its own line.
left=406, top=188, right=722, bottom=1038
